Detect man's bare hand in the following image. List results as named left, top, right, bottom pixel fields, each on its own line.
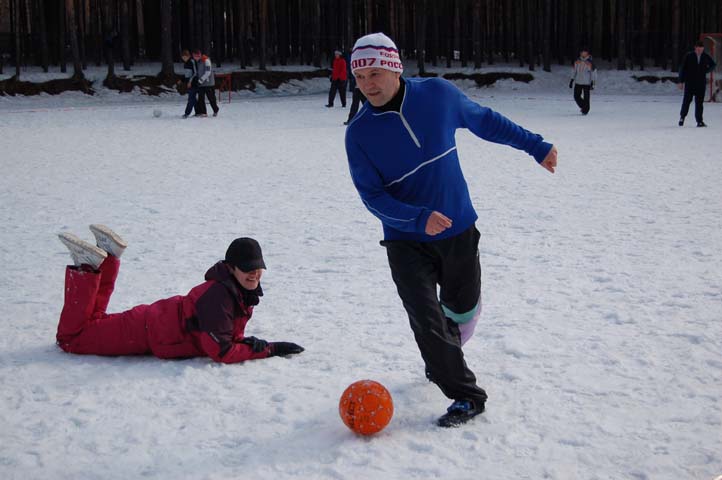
left=677, top=82, right=684, bottom=90
left=541, top=145, right=558, bottom=174
left=425, top=211, right=452, bottom=236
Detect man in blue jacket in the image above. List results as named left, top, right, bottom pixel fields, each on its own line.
left=345, top=33, right=558, bottom=428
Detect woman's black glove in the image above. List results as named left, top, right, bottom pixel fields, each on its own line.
left=569, top=79, right=574, bottom=88
left=240, top=336, right=269, bottom=353
left=269, top=342, right=304, bottom=357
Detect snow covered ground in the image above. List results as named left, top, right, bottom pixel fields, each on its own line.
left=1, top=66, right=721, bottom=480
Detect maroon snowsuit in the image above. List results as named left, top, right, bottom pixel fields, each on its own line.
left=56, top=256, right=271, bottom=363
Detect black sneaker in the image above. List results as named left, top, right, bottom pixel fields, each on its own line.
left=325, top=104, right=333, bottom=108
left=679, top=118, right=684, bottom=126
left=436, top=400, right=484, bottom=428
left=697, top=121, right=707, bottom=127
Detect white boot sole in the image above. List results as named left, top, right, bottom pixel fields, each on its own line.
left=58, top=233, right=107, bottom=269
left=89, top=224, right=127, bottom=258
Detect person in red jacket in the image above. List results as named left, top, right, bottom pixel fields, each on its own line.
left=55, top=225, right=304, bottom=363
left=326, top=50, right=347, bottom=108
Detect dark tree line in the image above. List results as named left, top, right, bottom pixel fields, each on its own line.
left=1, top=0, right=721, bottom=81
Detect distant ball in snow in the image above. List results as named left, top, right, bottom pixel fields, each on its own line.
left=339, top=380, right=393, bottom=435
left=153, top=109, right=162, bottom=118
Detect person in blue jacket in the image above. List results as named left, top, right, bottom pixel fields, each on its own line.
left=345, top=33, right=558, bottom=428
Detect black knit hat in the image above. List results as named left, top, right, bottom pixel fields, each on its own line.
left=225, top=238, right=266, bottom=272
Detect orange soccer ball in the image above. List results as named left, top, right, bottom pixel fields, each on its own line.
left=339, top=380, right=394, bottom=435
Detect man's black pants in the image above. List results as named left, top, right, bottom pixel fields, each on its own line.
left=200, top=86, right=219, bottom=114
left=680, top=86, right=705, bottom=123
left=382, top=225, right=487, bottom=409
left=328, top=80, right=347, bottom=107
left=573, top=84, right=591, bottom=114
left=346, top=88, right=366, bottom=122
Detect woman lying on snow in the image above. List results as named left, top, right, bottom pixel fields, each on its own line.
left=56, top=226, right=304, bottom=363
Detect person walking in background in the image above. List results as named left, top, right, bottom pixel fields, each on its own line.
left=326, top=50, right=347, bottom=108
left=345, top=33, right=558, bottom=428
left=195, top=49, right=220, bottom=117
left=677, top=40, right=716, bottom=127
left=180, top=49, right=206, bottom=118
left=344, top=51, right=366, bottom=125
left=55, top=226, right=304, bottom=363
left=569, top=47, right=597, bottom=115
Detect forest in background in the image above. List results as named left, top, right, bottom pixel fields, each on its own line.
left=1, top=0, right=721, bottom=82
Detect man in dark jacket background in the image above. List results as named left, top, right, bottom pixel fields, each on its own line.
left=677, top=40, right=717, bottom=127
left=344, top=51, right=366, bottom=126
left=56, top=226, right=303, bottom=363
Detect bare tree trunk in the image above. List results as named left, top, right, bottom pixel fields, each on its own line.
left=526, top=0, right=534, bottom=70
left=503, top=0, right=511, bottom=63
left=557, top=0, right=566, bottom=65
left=136, top=0, right=146, bottom=58
left=346, top=0, right=353, bottom=50
left=431, top=1, right=439, bottom=66
left=94, top=0, right=104, bottom=65
left=388, top=0, right=396, bottom=40
left=160, top=0, right=174, bottom=82
left=11, top=0, right=22, bottom=78
left=58, top=0, right=67, bottom=73
left=640, top=0, right=649, bottom=70
left=238, top=0, right=247, bottom=68
left=312, top=0, right=320, bottom=67
left=65, top=0, right=84, bottom=79
left=617, top=0, right=626, bottom=69
left=259, top=0, right=267, bottom=69
left=365, top=0, right=373, bottom=32
left=473, top=0, right=481, bottom=68
left=453, top=0, right=461, bottom=66
left=78, top=0, right=87, bottom=70
left=101, top=0, right=114, bottom=78
left=189, top=0, right=199, bottom=50
left=446, top=3, right=452, bottom=68
left=671, top=0, right=680, bottom=72
left=416, top=0, right=426, bottom=74
left=460, top=0, right=468, bottom=67
left=214, top=0, right=225, bottom=67
left=202, top=0, right=212, bottom=54
left=486, top=0, right=494, bottom=65
left=300, top=0, right=307, bottom=65
left=398, top=0, right=406, bottom=52
left=119, top=0, right=131, bottom=69
left=277, top=0, right=288, bottom=64
left=515, top=0, right=523, bottom=66
left=542, top=0, right=551, bottom=71
left=35, top=0, right=50, bottom=72
left=269, top=0, right=277, bottom=66
left=593, top=0, right=603, bottom=58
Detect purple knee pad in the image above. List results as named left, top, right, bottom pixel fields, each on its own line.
left=458, top=301, right=482, bottom=346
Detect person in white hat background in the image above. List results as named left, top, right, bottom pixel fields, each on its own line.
left=344, top=32, right=558, bottom=427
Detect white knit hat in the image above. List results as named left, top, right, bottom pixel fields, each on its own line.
left=350, top=32, right=403, bottom=74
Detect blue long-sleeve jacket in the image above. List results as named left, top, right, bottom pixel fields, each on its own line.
left=345, top=77, right=553, bottom=242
